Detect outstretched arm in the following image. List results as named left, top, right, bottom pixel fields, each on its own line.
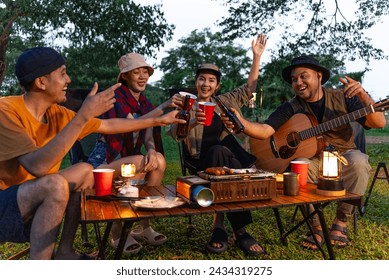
left=18, top=82, right=121, bottom=177
left=222, top=107, right=275, bottom=140
left=98, top=110, right=185, bottom=134
left=247, top=34, right=267, bottom=93
left=139, top=93, right=183, bottom=118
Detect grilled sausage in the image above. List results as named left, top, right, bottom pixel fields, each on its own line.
left=205, top=167, right=222, bottom=176
left=217, top=167, right=226, bottom=175
left=222, top=167, right=234, bottom=175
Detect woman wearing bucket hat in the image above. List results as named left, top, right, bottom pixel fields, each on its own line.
left=88, top=53, right=182, bottom=254
left=168, top=34, right=268, bottom=255
left=88, top=53, right=183, bottom=254
left=223, top=54, right=386, bottom=250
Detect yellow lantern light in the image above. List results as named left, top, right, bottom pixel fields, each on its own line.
left=317, top=147, right=345, bottom=196
left=120, top=163, right=138, bottom=197
left=121, top=163, right=136, bottom=178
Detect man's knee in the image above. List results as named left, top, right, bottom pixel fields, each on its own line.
left=79, top=162, right=94, bottom=182
left=75, top=162, right=94, bottom=174
left=40, top=174, right=69, bottom=204
left=346, top=150, right=371, bottom=173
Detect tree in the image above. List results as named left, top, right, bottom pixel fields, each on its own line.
left=217, top=0, right=389, bottom=63
left=157, top=28, right=253, bottom=93
left=0, top=0, right=174, bottom=93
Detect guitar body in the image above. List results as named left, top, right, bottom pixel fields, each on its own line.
left=250, top=114, right=323, bottom=173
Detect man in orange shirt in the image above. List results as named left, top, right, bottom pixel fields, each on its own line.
left=0, top=47, right=184, bottom=259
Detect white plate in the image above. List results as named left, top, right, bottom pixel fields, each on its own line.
left=131, top=196, right=186, bottom=210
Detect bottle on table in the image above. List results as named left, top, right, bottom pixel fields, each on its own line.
left=176, top=95, right=191, bottom=138
left=214, top=96, right=245, bottom=134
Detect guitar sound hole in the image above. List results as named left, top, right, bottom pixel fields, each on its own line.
left=286, top=132, right=300, bottom=148
left=279, top=146, right=297, bottom=159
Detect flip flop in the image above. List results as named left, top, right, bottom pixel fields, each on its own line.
left=235, top=232, right=264, bottom=255
left=206, top=227, right=228, bottom=254
left=111, top=234, right=142, bottom=254
left=130, top=226, right=167, bottom=246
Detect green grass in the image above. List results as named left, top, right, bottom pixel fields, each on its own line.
left=365, top=123, right=389, bottom=136
left=1, top=134, right=388, bottom=260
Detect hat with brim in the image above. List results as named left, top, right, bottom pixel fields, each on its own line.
left=196, top=63, right=222, bottom=79
left=117, top=53, right=154, bottom=82
left=281, top=55, right=330, bottom=85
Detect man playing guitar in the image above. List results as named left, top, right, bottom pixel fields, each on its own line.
left=225, top=55, right=386, bottom=250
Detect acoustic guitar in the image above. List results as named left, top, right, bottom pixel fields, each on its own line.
left=250, top=97, right=389, bottom=173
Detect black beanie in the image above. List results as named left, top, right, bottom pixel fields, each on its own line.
left=15, top=47, right=65, bottom=86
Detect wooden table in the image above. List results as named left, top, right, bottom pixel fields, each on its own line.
left=80, top=183, right=362, bottom=260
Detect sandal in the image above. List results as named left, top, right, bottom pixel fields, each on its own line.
left=110, top=234, right=142, bottom=254
left=234, top=232, right=264, bottom=255
left=330, top=224, right=350, bottom=248
left=130, top=226, right=167, bottom=246
left=206, top=227, right=228, bottom=254
left=302, top=229, right=324, bottom=251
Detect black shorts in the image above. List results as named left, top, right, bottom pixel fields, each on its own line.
left=0, top=185, right=31, bottom=243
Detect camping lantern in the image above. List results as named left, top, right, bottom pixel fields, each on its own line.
left=120, top=163, right=138, bottom=197
left=317, top=146, right=345, bottom=196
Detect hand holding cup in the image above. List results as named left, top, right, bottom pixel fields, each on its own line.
left=198, top=102, right=216, bottom=126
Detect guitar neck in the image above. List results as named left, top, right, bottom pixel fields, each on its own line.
left=300, top=104, right=374, bottom=140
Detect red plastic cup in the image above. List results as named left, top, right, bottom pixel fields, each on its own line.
left=291, top=161, right=310, bottom=187
left=198, top=101, right=216, bottom=126
left=179, top=92, right=197, bottom=110
left=93, top=169, right=115, bottom=196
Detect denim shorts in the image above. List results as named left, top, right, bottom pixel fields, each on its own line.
left=0, top=185, right=31, bottom=243
left=87, top=141, right=107, bottom=168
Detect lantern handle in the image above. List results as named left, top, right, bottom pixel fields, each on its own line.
left=329, top=151, right=348, bottom=166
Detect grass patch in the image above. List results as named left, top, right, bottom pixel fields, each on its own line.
left=365, top=126, right=389, bottom=136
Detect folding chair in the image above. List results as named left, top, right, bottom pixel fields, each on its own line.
left=177, top=141, right=199, bottom=232
left=177, top=141, right=197, bottom=176
left=349, top=122, right=389, bottom=233
left=358, top=162, right=389, bottom=215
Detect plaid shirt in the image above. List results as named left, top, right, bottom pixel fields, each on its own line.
left=103, top=85, right=163, bottom=163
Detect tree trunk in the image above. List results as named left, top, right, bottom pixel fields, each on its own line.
left=0, top=33, right=9, bottom=87
left=0, top=6, right=21, bottom=87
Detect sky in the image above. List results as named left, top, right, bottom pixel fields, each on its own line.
left=134, top=0, right=389, bottom=102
